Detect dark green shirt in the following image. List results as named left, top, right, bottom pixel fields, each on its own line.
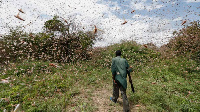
left=111, top=56, right=130, bottom=89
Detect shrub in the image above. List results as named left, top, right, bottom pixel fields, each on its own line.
left=0, top=16, right=97, bottom=64
left=166, top=21, right=200, bottom=63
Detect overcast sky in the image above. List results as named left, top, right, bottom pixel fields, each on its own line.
left=0, top=0, right=200, bottom=47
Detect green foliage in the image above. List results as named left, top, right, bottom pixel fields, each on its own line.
left=91, top=41, right=160, bottom=73
left=127, top=56, right=199, bottom=112
left=0, top=61, right=90, bottom=111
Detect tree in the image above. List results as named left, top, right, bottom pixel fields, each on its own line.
left=44, top=16, right=65, bottom=33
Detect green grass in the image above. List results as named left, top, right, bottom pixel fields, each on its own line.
left=0, top=41, right=199, bottom=111
left=128, top=57, right=199, bottom=111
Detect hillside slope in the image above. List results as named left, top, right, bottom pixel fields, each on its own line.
left=1, top=40, right=199, bottom=112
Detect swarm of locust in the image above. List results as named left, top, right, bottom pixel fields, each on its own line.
left=14, top=9, right=25, bottom=21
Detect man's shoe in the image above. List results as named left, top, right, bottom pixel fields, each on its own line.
left=110, top=97, right=116, bottom=103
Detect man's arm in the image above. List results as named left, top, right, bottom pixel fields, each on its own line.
left=111, top=59, right=117, bottom=84
left=125, top=59, right=132, bottom=77
left=111, top=59, right=116, bottom=80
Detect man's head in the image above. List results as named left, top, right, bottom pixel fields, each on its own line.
left=116, top=50, right=121, bottom=57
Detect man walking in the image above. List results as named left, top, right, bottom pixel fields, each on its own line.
left=110, top=50, right=132, bottom=112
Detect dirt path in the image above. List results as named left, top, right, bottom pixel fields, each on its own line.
left=91, top=83, right=122, bottom=112
left=91, top=83, right=143, bottom=112
left=67, top=83, right=144, bottom=112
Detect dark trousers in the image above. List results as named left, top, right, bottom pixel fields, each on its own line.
left=112, top=82, right=130, bottom=112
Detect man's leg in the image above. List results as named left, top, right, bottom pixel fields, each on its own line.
left=111, top=82, right=119, bottom=103
left=120, top=86, right=130, bottom=112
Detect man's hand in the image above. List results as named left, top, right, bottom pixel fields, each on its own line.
left=112, top=75, right=117, bottom=84
left=113, top=80, right=117, bottom=84
left=128, top=66, right=133, bottom=73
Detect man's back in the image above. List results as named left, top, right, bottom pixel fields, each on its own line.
left=111, top=56, right=129, bottom=89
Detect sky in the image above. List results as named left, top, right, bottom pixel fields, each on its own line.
left=0, top=0, right=200, bottom=47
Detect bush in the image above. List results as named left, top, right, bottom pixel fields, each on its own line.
left=0, top=16, right=97, bottom=64
left=166, top=21, right=200, bottom=63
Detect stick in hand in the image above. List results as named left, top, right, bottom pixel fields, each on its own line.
left=127, top=67, right=135, bottom=93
